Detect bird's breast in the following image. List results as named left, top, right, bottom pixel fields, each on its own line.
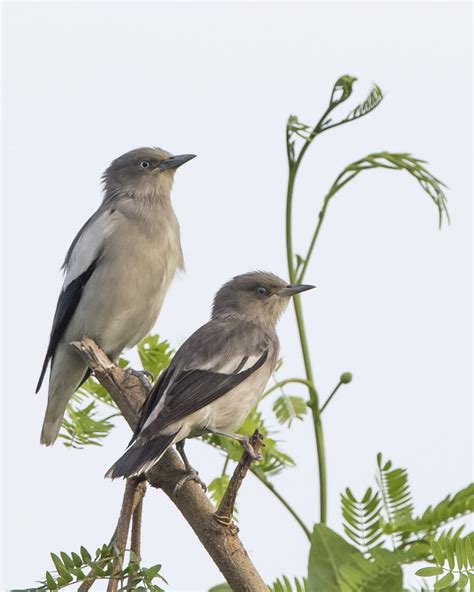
left=69, top=211, right=183, bottom=355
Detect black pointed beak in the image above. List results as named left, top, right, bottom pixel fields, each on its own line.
left=277, top=284, right=316, bottom=297
left=159, top=154, right=196, bottom=171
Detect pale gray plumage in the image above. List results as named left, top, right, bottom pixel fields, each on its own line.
left=106, top=271, right=314, bottom=481
left=37, top=147, right=195, bottom=445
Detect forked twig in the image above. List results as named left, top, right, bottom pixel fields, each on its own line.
left=214, top=430, right=265, bottom=529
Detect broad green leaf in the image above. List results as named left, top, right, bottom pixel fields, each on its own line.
left=308, top=524, right=361, bottom=592
left=145, top=564, right=163, bottom=580
left=208, top=585, right=232, bottom=592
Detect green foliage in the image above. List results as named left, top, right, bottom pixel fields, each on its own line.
left=202, top=408, right=295, bottom=478
left=208, top=474, right=230, bottom=507
left=323, top=77, right=384, bottom=130
left=270, top=575, right=308, bottom=592
left=329, top=152, right=449, bottom=227
left=340, top=487, right=383, bottom=554
left=308, top=524, right=359, bottom=592
left=137, top=334, right=174, bottom=378
left=415, top=533, right=474, bottom=590
left=59, top=400, right=119, bottom=449
left=384, top=484, right=474, bottom=538
left=210, top=577, right=307, bottom=592
left=59, top=335, right=172, bottom=448
left=273, top=394, right=307, bottom=426
left=308, top=525, right=406, bottom=592
left=14, top=544, right=166, bottom=591
left=339, top=548, right=404, bottom=592
left=287, top=76, right=383, bottom=152
left=377, top=453, right=414, bottom=540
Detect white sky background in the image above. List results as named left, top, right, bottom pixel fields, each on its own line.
left=1, top=1, right=472, bottom=590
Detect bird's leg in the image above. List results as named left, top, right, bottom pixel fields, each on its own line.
left=208, top=429, right=263, bottom=461
left=173, top=440, right=207, bottom=496
left=125, top=368, right=154, bottom=392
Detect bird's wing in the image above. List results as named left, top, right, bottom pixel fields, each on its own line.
left=36, top=208, right=116, bottom=392
left=134, top=320, right=273, bottom=442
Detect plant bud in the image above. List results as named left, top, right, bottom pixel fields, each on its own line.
left=340, top=372, right=353, bottom=384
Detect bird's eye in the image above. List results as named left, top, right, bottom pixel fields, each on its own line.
left=139, top=160, right=151, bottom=169
left=256, top=286, right=268, bottom=296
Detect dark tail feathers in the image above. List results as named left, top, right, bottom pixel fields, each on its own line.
left=105, top=432, right=177, bottom=479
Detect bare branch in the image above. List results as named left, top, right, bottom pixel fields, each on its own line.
left=214, top=430, right=265, bottom=528
left=107, top=479, right=137, bottom=592
left=71, top=338, right=268, bottom=592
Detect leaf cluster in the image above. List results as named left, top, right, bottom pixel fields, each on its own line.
left=13, top=545, right=165, bottom=591
left=415, top=532, right=474, bottom=590
left=59, top=335, right=172, bottom=448
left=202, top=407, right=295, bottom=478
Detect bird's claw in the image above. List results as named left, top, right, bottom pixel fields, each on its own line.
left=173, top=469, right=207, bottom=497
left=126, top=368, right=154, bottom=391
left=242, top=439, right=262, bottom=461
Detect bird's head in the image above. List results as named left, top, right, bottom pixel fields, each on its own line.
left=212, top=271, right=315, bottom=328
left=101, top=147, right=195, bottom=201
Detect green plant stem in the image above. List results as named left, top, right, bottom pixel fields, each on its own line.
left=285, top=124, right=328, bottom=524
left=320, top=381, right=343, bottom=414
left=221, top=454, right=230, bottom=477
left=293, top=293, right=327, bottom=524
left=262, top=377, right=315, bottom=400
left=251, top=468, right=311, bottom=541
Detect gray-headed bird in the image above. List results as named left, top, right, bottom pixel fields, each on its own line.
left=37, top=147, right=195, bottom=445
left=106, top=271, right=314, bottom=487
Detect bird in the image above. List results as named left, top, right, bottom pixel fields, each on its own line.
left=36, top=147, right=196, bottom=446
left=105, top=271, right=315, bottom=489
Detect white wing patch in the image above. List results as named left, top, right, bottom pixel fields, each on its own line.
left=63, top=210, right=117, bottom=288
left=196, top=353, right=263, bottom=375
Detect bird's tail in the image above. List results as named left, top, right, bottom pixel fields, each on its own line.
left=40, top=345, right=90, bottom=446
left=105, top=432, right=178, bottom=479
left=40, top=396, right=71, bottom=446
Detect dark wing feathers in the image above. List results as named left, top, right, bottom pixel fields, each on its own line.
left=142, top=351, right=268, bottom=437
left=36, top=256, right=100, bottom=392
left=133, top=320, right=272, bottom=443
left=130, top=364, right=176, bottom=444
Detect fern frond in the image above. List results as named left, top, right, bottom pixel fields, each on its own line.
left=384, top=483, right=474, bottom=537
left=341, top=487, right=383, bottom=554
left=377, top=454, right=414, bottom=541
left=270, top=575, right=307, bottom=592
